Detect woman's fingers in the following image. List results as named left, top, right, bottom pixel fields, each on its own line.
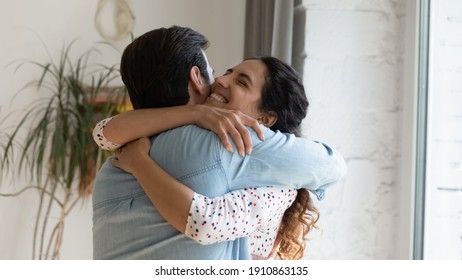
left=196, top=106, right=266, bottom=156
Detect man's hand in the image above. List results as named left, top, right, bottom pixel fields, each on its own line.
left=112, top=137, right=151, bottom=174
left=192, top=105, right=265, bottom=156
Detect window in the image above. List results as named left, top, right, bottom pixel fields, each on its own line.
left=415, top=0, right=462, bottom=259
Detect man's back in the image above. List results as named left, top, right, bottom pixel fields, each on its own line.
left=92, top=125, right=252, bottom=259
left=92, top=124, right=346, bottom=259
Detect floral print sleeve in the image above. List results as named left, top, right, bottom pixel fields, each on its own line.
left=185, top=186, right=297, bottom=258
left=92, top=117, right=122, bottom=151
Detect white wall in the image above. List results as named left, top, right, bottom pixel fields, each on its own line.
left=1, top=0, right=418, bottom=260
left=0, top=0, right=245, bottom=260
left=301, top=0, right=412, bottom=259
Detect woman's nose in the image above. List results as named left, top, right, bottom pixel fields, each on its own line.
left=214, top=75, right=229, bottom=88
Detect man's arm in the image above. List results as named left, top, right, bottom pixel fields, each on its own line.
left=223, top=127, right=348, bottom=199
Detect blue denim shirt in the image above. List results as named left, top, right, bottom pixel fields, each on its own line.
left=92, top=124, right=347, bottom=260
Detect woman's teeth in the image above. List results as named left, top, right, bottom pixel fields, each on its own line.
left=210, top=93, right=228, bottom=103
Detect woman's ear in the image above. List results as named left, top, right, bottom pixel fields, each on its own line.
left=257, top=111, right=278, bottom=127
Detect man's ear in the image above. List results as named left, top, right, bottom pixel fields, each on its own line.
left=189, top=66, right=205, bottom=94
left=257, top=111, right=278, bottom=127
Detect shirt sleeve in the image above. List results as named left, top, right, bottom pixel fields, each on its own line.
left=222, top=125, right=348, bottom=200
left=184, top=186, right=296, bottom=258
left=92, top=117, right=123, bottom=151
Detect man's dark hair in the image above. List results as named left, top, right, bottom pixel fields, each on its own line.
left=120, top=26, right=210, bottom=109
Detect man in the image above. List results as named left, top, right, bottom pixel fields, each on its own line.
left=92, top=26, right=347, bottom=259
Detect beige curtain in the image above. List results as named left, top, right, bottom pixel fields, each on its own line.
left=244, top=0, right=306, bottom=76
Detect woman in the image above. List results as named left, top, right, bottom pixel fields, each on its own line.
left=94, top=57, right=326, bottom=259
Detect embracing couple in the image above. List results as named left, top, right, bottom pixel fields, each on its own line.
left=92, top=25, right=347, bottom=260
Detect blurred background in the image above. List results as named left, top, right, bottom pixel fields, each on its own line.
left=0, top=0, right=460, bottom=260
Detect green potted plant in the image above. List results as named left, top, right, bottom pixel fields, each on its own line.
left=0, top=41, right=128, bottom=259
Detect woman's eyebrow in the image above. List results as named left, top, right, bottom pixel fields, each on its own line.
left=226, top=68, right=253, bottom=86
left=238, top=72, right=253, bottom=85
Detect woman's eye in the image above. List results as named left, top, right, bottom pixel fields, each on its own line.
left=238, top=80, right=247, bottom=86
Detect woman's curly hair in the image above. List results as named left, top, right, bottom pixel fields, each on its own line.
left=250, top=56, right=320, bottom=260
left=276, top=189, right=319, bottom=260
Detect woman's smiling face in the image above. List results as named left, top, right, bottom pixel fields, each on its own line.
left=204, top=59, right=267, bottom=119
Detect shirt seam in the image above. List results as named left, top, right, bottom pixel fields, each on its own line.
left=93, top=189, right=146, bottom=209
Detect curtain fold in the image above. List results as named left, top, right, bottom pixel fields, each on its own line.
left=244, top=0, right=306, bottom=76
left=271, top=0, right=294, bottom=64
left=244, top=0, right=275, bottom=58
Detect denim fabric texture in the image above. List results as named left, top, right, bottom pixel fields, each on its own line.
left=92, top=124, right=347, bottom=259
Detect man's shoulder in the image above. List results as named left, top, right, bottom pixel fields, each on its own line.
left=156, top=124, right=218, bottom=143
left=154, top=124, right=284, bottom=152
left=165, top=124, right=214, bottom=135
left=152, top=125, right=221, bottom=160
left=253, top=126, right=296, bottom=147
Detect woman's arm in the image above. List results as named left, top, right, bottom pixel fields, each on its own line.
left=112, top=137, right=193, bottom=232
left=186, top=187, right=295, bottom=259
left=113, top=137, right=295, bottom=259
left=94, top=104, right=264, bottom=156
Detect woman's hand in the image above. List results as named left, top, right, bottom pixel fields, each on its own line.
left=192, top=105, right=265, bottom=156
left=112, top=137, right=151, bottom=174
